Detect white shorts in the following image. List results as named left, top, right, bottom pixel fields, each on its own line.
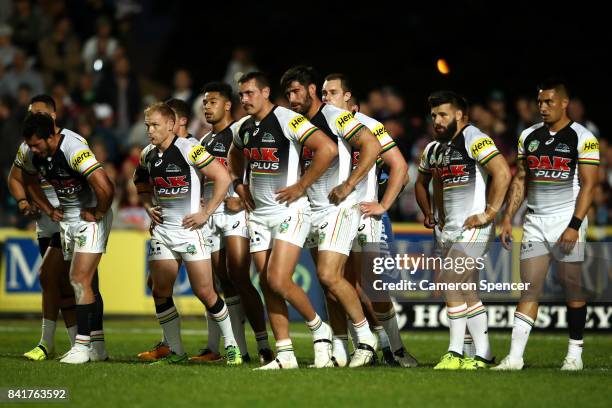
left=440, top=223, right=493, bottom=259
left=206, top=210, right=250, bottom=253
left=248, top=207, right=311, bottom=253
left=521, top=213, right=587, bottom=262
left=305, top=206, right=359, bottom=256
left=351, top=211, right=382, bottom=252
left=148, top=224, right=211, bottom=262
left=36, top=213, right=59, bottom=239
left=59, top=211, right=113, bottom=261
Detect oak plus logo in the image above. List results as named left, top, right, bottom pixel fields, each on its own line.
left=245, top=147, right=280, bottom=173
left=154, top=175, right=190, bottom=195
left=527, top=155, right=572, bottom=180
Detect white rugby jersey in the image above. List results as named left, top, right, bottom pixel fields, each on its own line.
left=518, top=121, right=600, bottom=215
left=14, top=141, right=60, bottom=208
left=352, top=112, right=395, bottom=202
left=303, top=103, right=364, bottom=211
left=232, top=106, right=316, bottom=216
left=135, top=136, right=215, bottom=228
left=418, top=140, right=441, bottom=220
left=435, top=125, right=500, bottom=230
left=20, top=129, right=102, bottom=222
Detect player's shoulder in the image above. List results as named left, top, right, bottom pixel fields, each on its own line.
left=353, top=111, right=380, bottom=129
left=462, top=124, right=497, bottom=158
left=139, top=143, right=157, bottom=165
left=60, top=128, right=89, bottom=151
left=570, top=121, right=596, bottom=141
left=519, top=122, right=545, bottom=141
left=274, top=105, right=308, bottom=128
left=233, top=115, right=252, bottom=132
left=424, top=140, right=440, bottom=154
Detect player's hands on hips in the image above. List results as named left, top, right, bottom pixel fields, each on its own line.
left=235, top=183, right=255, bottom=211
left=423, top=212, right=436, bottom=229
left=18, top=200, right=40, bottom=219
left=328, top=181, right=354, bottom=206
left=463, top=208, right=495, bottom=230
left=48, top=206, right=64, bottom=222
left=183, top=210, right=209, bottom=230
left=276, top=183, right=305, bottom=205
left=80, top=207, right=97, bottom=222
left=500, top=217, right=513, bottom=250
left=557, top=227, right=579, bottom=254
left=360, top=201, right=386, bottom=217
left=145, top=205, right=163, bottom=225
left=225, top=197, right=245, bottom=212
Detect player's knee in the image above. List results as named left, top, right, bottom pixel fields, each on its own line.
left=317, top=267, right=340, bottom=289
left=39, top=266, right=56, bottom=289
left=193, top=287, right=216, bottom=306
left=265, top=272, right=291, bottom=297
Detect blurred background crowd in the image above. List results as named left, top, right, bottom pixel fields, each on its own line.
left=1, top=1, right=609, bottom=232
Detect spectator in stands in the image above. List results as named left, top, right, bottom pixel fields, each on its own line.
left=81, top=16, right=118, bottom=74
left=0, top=47, right=43, bottom=97
left=568, top=97, right=600, bottom=138
left=515, top=95, right=539, bottom=135
left=171, top=68, right=196, bottom=107
left=0, top=24, right=16, bottom=68
left=223, top=46, right=258, bottom=92
left=38, top=15, right=81, bottom=90
left=7, top=0, right=42, bottom=56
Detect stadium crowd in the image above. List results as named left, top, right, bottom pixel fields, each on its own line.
left=1, top=1, right=609, bottom=230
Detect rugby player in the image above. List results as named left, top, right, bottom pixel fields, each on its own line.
left=20, top=111, right=115, bottom=364
left=415, top=135, right=477, bottom=359
left=427, top=91, right=511, bottom=370
left=191, top=82, right=272, bottom=364
left=493, top=79, right=599, bottom=371
left=321, top=74, right=416, bottom=367
left=134, top=102, right=241, bottom=365
left=281, top=66, right=380, bottom=367
left=228, top=72, right=338, bottom=370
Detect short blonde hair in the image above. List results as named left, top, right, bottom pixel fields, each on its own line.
left=144, top=102, right=176, bottom=124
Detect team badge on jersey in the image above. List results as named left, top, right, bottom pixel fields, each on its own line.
left=528, top=140, right=539, bottom=152
left=186, top=244, right=197, bottom=255
left=76, top=235, right=87, bottom=247
left=243, top=131, right=250, bottom=145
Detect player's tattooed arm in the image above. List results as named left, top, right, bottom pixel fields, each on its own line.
left=8, top=164, right=40, bottom=219
left=228, top=143, right=255, bottom=211
left=22, top=170, right=63, bottom=222
left=330, top=127, right=381, bottom=206
left=499, top=158, right=527, bottom=248
left=464, top=154, right=511, bottom=229
left=362, top=146, right=409, bottom=217
left=183, top=159, right=231, bottom=230
left=82, top=168, right=115, bottom=222
left=277, top=129, right=337, bottom=205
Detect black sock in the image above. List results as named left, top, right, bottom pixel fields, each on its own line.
left=76, top=303, right=95, bottom=337
left=91, top=293, right=104, bottom=332
left=155, top=298, right=175, bottom=314
left=567, top=305, right=587, bottom=340
left=207, top=296, right=225, bottom=315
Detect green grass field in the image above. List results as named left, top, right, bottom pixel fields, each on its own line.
left=1, top=318, right=611, bottom=407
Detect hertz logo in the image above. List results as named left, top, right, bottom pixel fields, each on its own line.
left=583, top=140, right=599, bottom=152
left=71, top=150, right=92, bottom=167
left=336, top=113, right=353, bottom=130
left=373, top=125, right=387, bottom=138
left=470, top=137, right=494, bottom=157
left=190, top=146, right=205, bottom=162
left=289, top=115, right=307, bottom=130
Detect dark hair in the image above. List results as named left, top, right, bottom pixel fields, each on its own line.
left=29, top=94, right=56, bottom=112
left=238, top=71, right=270, bottom=90
left=202, top=81, right=233, bottom=101
left=22, top=112, right=55, bottom=140
left=537, top=77, right=569, bottom=98
left=165, top=98, right=191, bottom=124
left=280, top=65, right=318, bottom=92
left=324, top=73, right=352, bottom=93
left=427, top=90, right=469, bottom=113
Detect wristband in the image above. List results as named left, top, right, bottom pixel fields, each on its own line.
left=568, top=216, right=582, bottom=231
left=17, top=198, right=28, bottom=204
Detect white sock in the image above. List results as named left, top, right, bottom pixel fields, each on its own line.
left=509, top=312, right=534, bottom=360
left=446, top=303, right=468, bottom=355
left=375, top=307, right=404, bottom=353
left=567, top=338, right=583, bottom=360
left=40, top=319, right=56, bottom=350
left=156, top=306, right=184, bottom=355
left=332, top=335, right=349, bottom=362
left=306, top=314, right=327, bottom=339
left=206, top=312, right=221, bottom=353
left=66, top=325, right=77, bottom=347
left=226, top=296, right=247, bottom=354
left=347, top=319, right=359, bottom=351
left=75, top=334, right=90, bottom=351
left=353, top=318, right=377, bottom=346
left=255, top=331, right=270, bottom=351
left=209, top=301, right=237, bottom=348
left=276, top=338, right=295, bottom=362
left=463, top=333, right=476, bottom=358
left=466, top=302, right=491, bottom=360
left=90, top=330, right=106, bottom=354
left=161, top=330, right=168, bottom=345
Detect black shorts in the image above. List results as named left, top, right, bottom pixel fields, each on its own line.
left=37, top=232, right=61, bottom=257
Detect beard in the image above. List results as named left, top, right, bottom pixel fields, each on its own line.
left=435, top=119, right=457, bottom=142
